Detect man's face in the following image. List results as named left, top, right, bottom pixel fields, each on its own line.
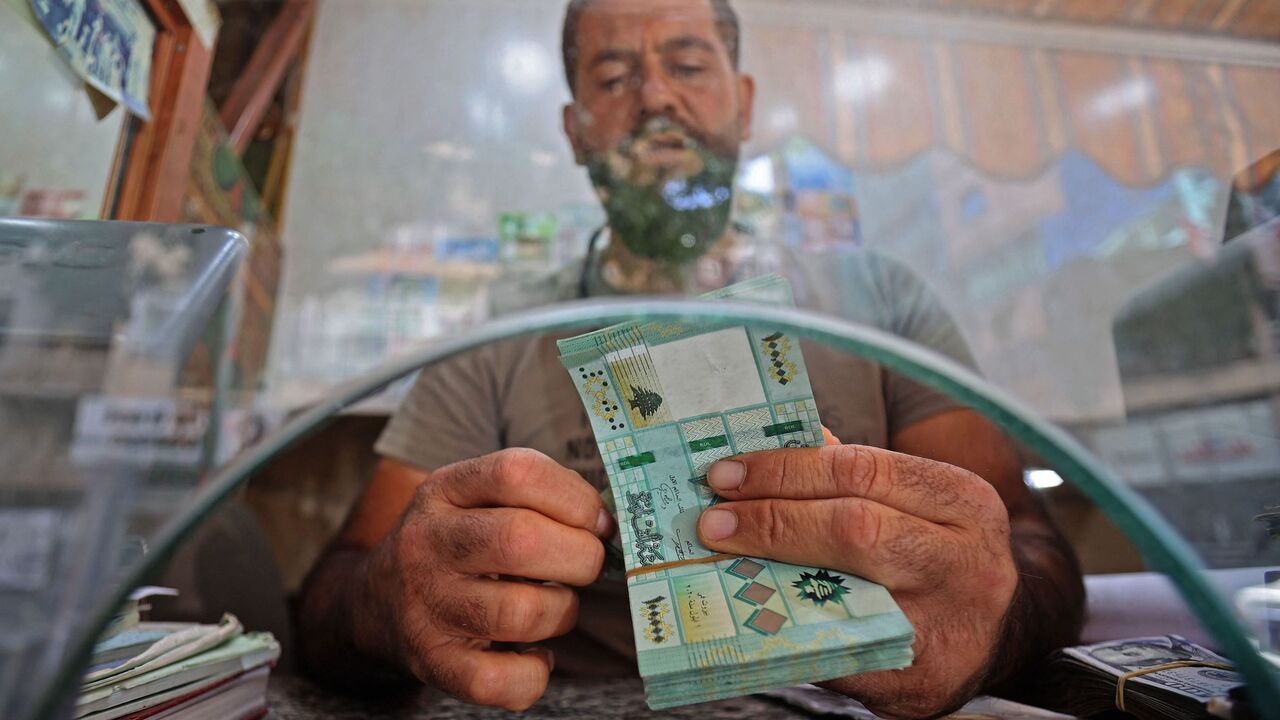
left=564, top=0, right=756, bottom=261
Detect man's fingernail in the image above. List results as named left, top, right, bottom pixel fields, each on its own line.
left=708, top=461, right=745, bottom=491
left=523, top=647, right=555, bottom=672
left=595, top=508, right=612, bottom=537
left=700, top=509, right=737, bottom=541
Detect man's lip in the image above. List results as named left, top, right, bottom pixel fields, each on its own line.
left=644, top=131, right=689, bottom=150
left=635, top=146, right=696, bottom=170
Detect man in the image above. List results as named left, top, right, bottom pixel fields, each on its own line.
left=297, top=1, right=1085, bottom=716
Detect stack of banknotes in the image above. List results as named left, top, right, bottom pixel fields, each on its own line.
left=1034, top=635, right=1253, bottom=720
left=558, top=275, right=915, bottom=709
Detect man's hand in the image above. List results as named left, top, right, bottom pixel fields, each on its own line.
left=696, top=444, right=1018, bottom=718
left=359, top=449, right=611, bottom=711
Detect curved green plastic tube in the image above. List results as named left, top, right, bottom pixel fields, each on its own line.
left=34, top=299, right=1279, bottom=719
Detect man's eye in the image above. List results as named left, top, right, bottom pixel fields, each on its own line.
left=600, top=76, right=627, bottom=92
left=672, top=64, right=706, bottom=78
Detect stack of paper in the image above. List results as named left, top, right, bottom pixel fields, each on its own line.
left=77, top=612, right=279, bottom=720
left=558, top=275, right=915, bottom=709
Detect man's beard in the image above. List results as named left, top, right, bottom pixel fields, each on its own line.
left=585, top=118, right=737, bottom=264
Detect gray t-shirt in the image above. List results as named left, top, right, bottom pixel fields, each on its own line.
left=374, top=245, right=975, bottom=675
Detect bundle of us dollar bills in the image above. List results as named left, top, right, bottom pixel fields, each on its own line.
left=557, top=275, right=915, bottom=709
left=1034, top=635, right=1253, bottom=720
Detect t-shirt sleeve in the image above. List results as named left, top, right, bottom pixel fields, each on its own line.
left=374, top=346, right=504, bottom=472
left=873, top=256, right=980, bottom=435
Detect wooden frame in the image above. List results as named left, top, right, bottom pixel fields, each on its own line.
left=219, top=0, right=316, bottom=155
left=113, top=0, right=214, bottom=222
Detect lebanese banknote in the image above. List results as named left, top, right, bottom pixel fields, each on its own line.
left=557, top=275, right=914, bottom=709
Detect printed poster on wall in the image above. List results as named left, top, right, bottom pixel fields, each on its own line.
left=29, top=0, right=155, bottom=119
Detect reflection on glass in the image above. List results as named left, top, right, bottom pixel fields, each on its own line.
left=7, top=0, right=1279, bottom=716
left=267, top=2, right=1280, bottom=596
left=0, top=220, right=245, bottom=719
left=260, top=0, right=1280, bottom=716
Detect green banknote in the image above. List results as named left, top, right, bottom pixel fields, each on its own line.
left=557, top=275, right=914, bottom=709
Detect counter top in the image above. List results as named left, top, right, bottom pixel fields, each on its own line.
left=265, top=675, right=809, bottom=719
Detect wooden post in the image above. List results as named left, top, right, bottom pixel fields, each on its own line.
left=219, top=0, right=317, bottom=156
left=113, top=0, right=213, bottom=222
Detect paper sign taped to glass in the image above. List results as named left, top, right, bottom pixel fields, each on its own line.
left=558, top=275, right=915, bottom=709
left=29, top=0, right=155, bottom=119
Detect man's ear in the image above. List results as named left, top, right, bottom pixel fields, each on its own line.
left=737, top=73, right=756, bottom=143
left=563, top=103, right=588, bottom=166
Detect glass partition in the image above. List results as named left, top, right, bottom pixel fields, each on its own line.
left=0, top=0, right=130, bottom=221
left=6, top=0, right=1280, bottom=717
left=0, top=219, right=246, bottom=719
left=28, top=299, right=1280, bottom=717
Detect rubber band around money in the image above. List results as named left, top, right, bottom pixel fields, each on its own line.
left=624, top=553, right=738, bottom=579
left=1115, top=660, right=1235, bottom=712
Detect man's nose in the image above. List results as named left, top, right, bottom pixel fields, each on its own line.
left=639, top=70, right=678, bottom=120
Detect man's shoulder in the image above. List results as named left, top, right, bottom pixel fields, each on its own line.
left=777, top=245, right=923, bottom=319
left=784, top=244, right=913, bottom=285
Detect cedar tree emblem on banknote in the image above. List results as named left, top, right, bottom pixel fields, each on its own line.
left=629, top=385, right=665, bottom=419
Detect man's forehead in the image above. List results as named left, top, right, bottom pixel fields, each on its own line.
left=576, top=0, right=721, bottom=48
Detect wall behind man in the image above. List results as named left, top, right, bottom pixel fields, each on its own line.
left=271, top=0, right=1280, bottom=423
left=262, top=0, right=1280, bottom=584
left=0, top=0, right=130, bottom=219
left=259, top=0, right=1280, bottom=580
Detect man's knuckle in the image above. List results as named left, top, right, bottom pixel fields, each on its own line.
left=828, top=446, right=874, bottom=497
left=564, top=489, right=598, bottom=529
left=760, top=501, right=792, bottom=548
left=894, top=453, right=942, bottom=500
left=771, top=452, right=797, bottom=494
left=835, top=499, right=880, bottom=550
left=409, top=477, right=438, bottom=510
left=581, top=537, right=606, bottom=581
left=583, top=489, right=604, bottom=522
left=886, top=519, right=937, bottom=580
left=495, top=589, right=541, bottom=633
left=974, top=478, right=1005, bottom=516
left=439, top=457, right=486, bottom=501
left=496, top=516, right=538, bottom=568
left=441, top=512, right=489, bottom=564
left=437, top=594, right=489, bottom=637
left=986, top=500, right=1012, bottom=538
left=492, top=447, right=543, bottom=481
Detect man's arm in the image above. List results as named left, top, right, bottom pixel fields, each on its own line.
left=889, top=409, right=1086, bottom=690
left=296, top=458, right=425, bottom=694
